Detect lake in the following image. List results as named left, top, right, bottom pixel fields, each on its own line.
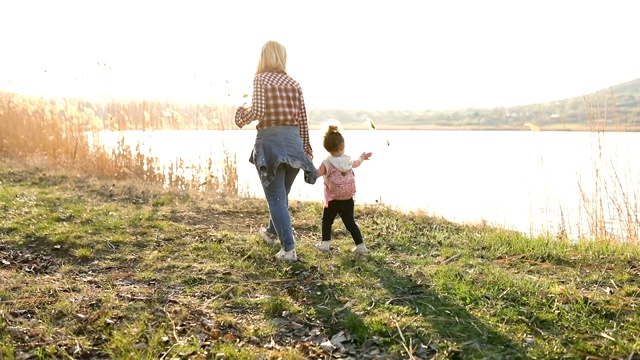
left=99, top=129, right=640, bottom=240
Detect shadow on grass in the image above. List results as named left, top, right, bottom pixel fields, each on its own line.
left=337, top=255, right=533, bottom=360
left=255, top=249, right=530, bottom=359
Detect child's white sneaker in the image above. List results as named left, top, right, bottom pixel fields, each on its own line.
left=352, top=243, right=370, bottom=255
left=259, top=227, right=277, bottom=246
left=275, top=248, right=297, bottom=261
left=315, top=241, right=331, bottom=252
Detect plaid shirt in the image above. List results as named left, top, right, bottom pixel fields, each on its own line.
left=235, top=71, right=312, bottom=155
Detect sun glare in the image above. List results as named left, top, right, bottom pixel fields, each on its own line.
left=1, top=1, right=639, bottom=109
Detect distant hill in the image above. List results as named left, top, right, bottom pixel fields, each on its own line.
left=309, top=78, right=640, bottom=131
left=3, top=78, right=638, bottom=131
left=609, top=77, right=640, bottom=94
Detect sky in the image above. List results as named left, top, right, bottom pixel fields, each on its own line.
left=1, top=0, right=639, bottom=111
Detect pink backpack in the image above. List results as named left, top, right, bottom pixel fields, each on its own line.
left=325, top=161, right=356, bottom=200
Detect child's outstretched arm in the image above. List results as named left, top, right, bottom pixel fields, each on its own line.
left=352, top=152, right=373, bottom=168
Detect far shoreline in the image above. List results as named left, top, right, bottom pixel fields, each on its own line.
left=244, top=124, right=640, bottom=132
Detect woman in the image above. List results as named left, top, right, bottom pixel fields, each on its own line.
left=235, top=41, right=317, bottom=261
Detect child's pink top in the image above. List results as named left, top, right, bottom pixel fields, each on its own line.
left=317, top=155, right=365, bottom=207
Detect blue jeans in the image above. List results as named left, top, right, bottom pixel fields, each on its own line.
left=250, top=126, right=317, bottom=188
left=251, top=126, right=315, bottom=251
left=262, top=164, right=300, bottom=251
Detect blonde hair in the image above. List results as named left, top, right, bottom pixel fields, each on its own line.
left=256, top=41, right=287, bottom=74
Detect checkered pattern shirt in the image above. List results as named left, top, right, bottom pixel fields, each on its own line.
left=235, top=71, right=312, bottom=155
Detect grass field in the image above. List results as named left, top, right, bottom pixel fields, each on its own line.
left=1, top=166, right=640, bottom=359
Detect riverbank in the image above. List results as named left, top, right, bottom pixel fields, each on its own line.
left=1, top=165, right=639, bottom=359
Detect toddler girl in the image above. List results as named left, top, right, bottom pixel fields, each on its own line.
left=316, top=125, right=372, bottom=254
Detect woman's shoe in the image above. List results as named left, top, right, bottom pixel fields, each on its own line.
left=275, top=248, right=297, bottom=261
left=259, top=227, right=277, bottom=246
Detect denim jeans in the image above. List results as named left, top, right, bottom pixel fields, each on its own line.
left=250, top=126, right=317, bottom=188
left=251, top=126, right=316, bottom=252
left=261, top=163, right=300, bottom=251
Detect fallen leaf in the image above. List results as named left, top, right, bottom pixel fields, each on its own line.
left=330, top=331, right=348, bottom=345
left=320, top=340, right=336, bottom=352
left=291, top=322, right=305, bottom=329
left=263, top=337, right=277, bottom=349
left=201, top=317, right=216, bottom=329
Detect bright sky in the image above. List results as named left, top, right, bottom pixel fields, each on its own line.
left=1, top=0, right=639, bottom=110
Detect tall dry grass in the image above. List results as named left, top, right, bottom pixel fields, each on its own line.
left=0, top=92, right=239, bottom=195
left=529, top=89, right=639, bottom=243
left=573, top=90, right=639, bottom=243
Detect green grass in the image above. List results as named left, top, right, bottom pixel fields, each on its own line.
left=1, top=166, right=640, bottom=359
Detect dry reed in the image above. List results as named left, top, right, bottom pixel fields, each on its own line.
left=0, top=92, right=239, bottom=195
left=575, top=90, right=639, bottom=243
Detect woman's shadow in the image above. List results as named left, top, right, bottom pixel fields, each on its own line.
left=331, top=253, right=534, bottom=359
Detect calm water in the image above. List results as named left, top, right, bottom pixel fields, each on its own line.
left=100, top=130, right=640, bottom=239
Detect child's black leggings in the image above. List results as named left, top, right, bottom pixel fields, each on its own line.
left=321, top=198, right=363, bottom=245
